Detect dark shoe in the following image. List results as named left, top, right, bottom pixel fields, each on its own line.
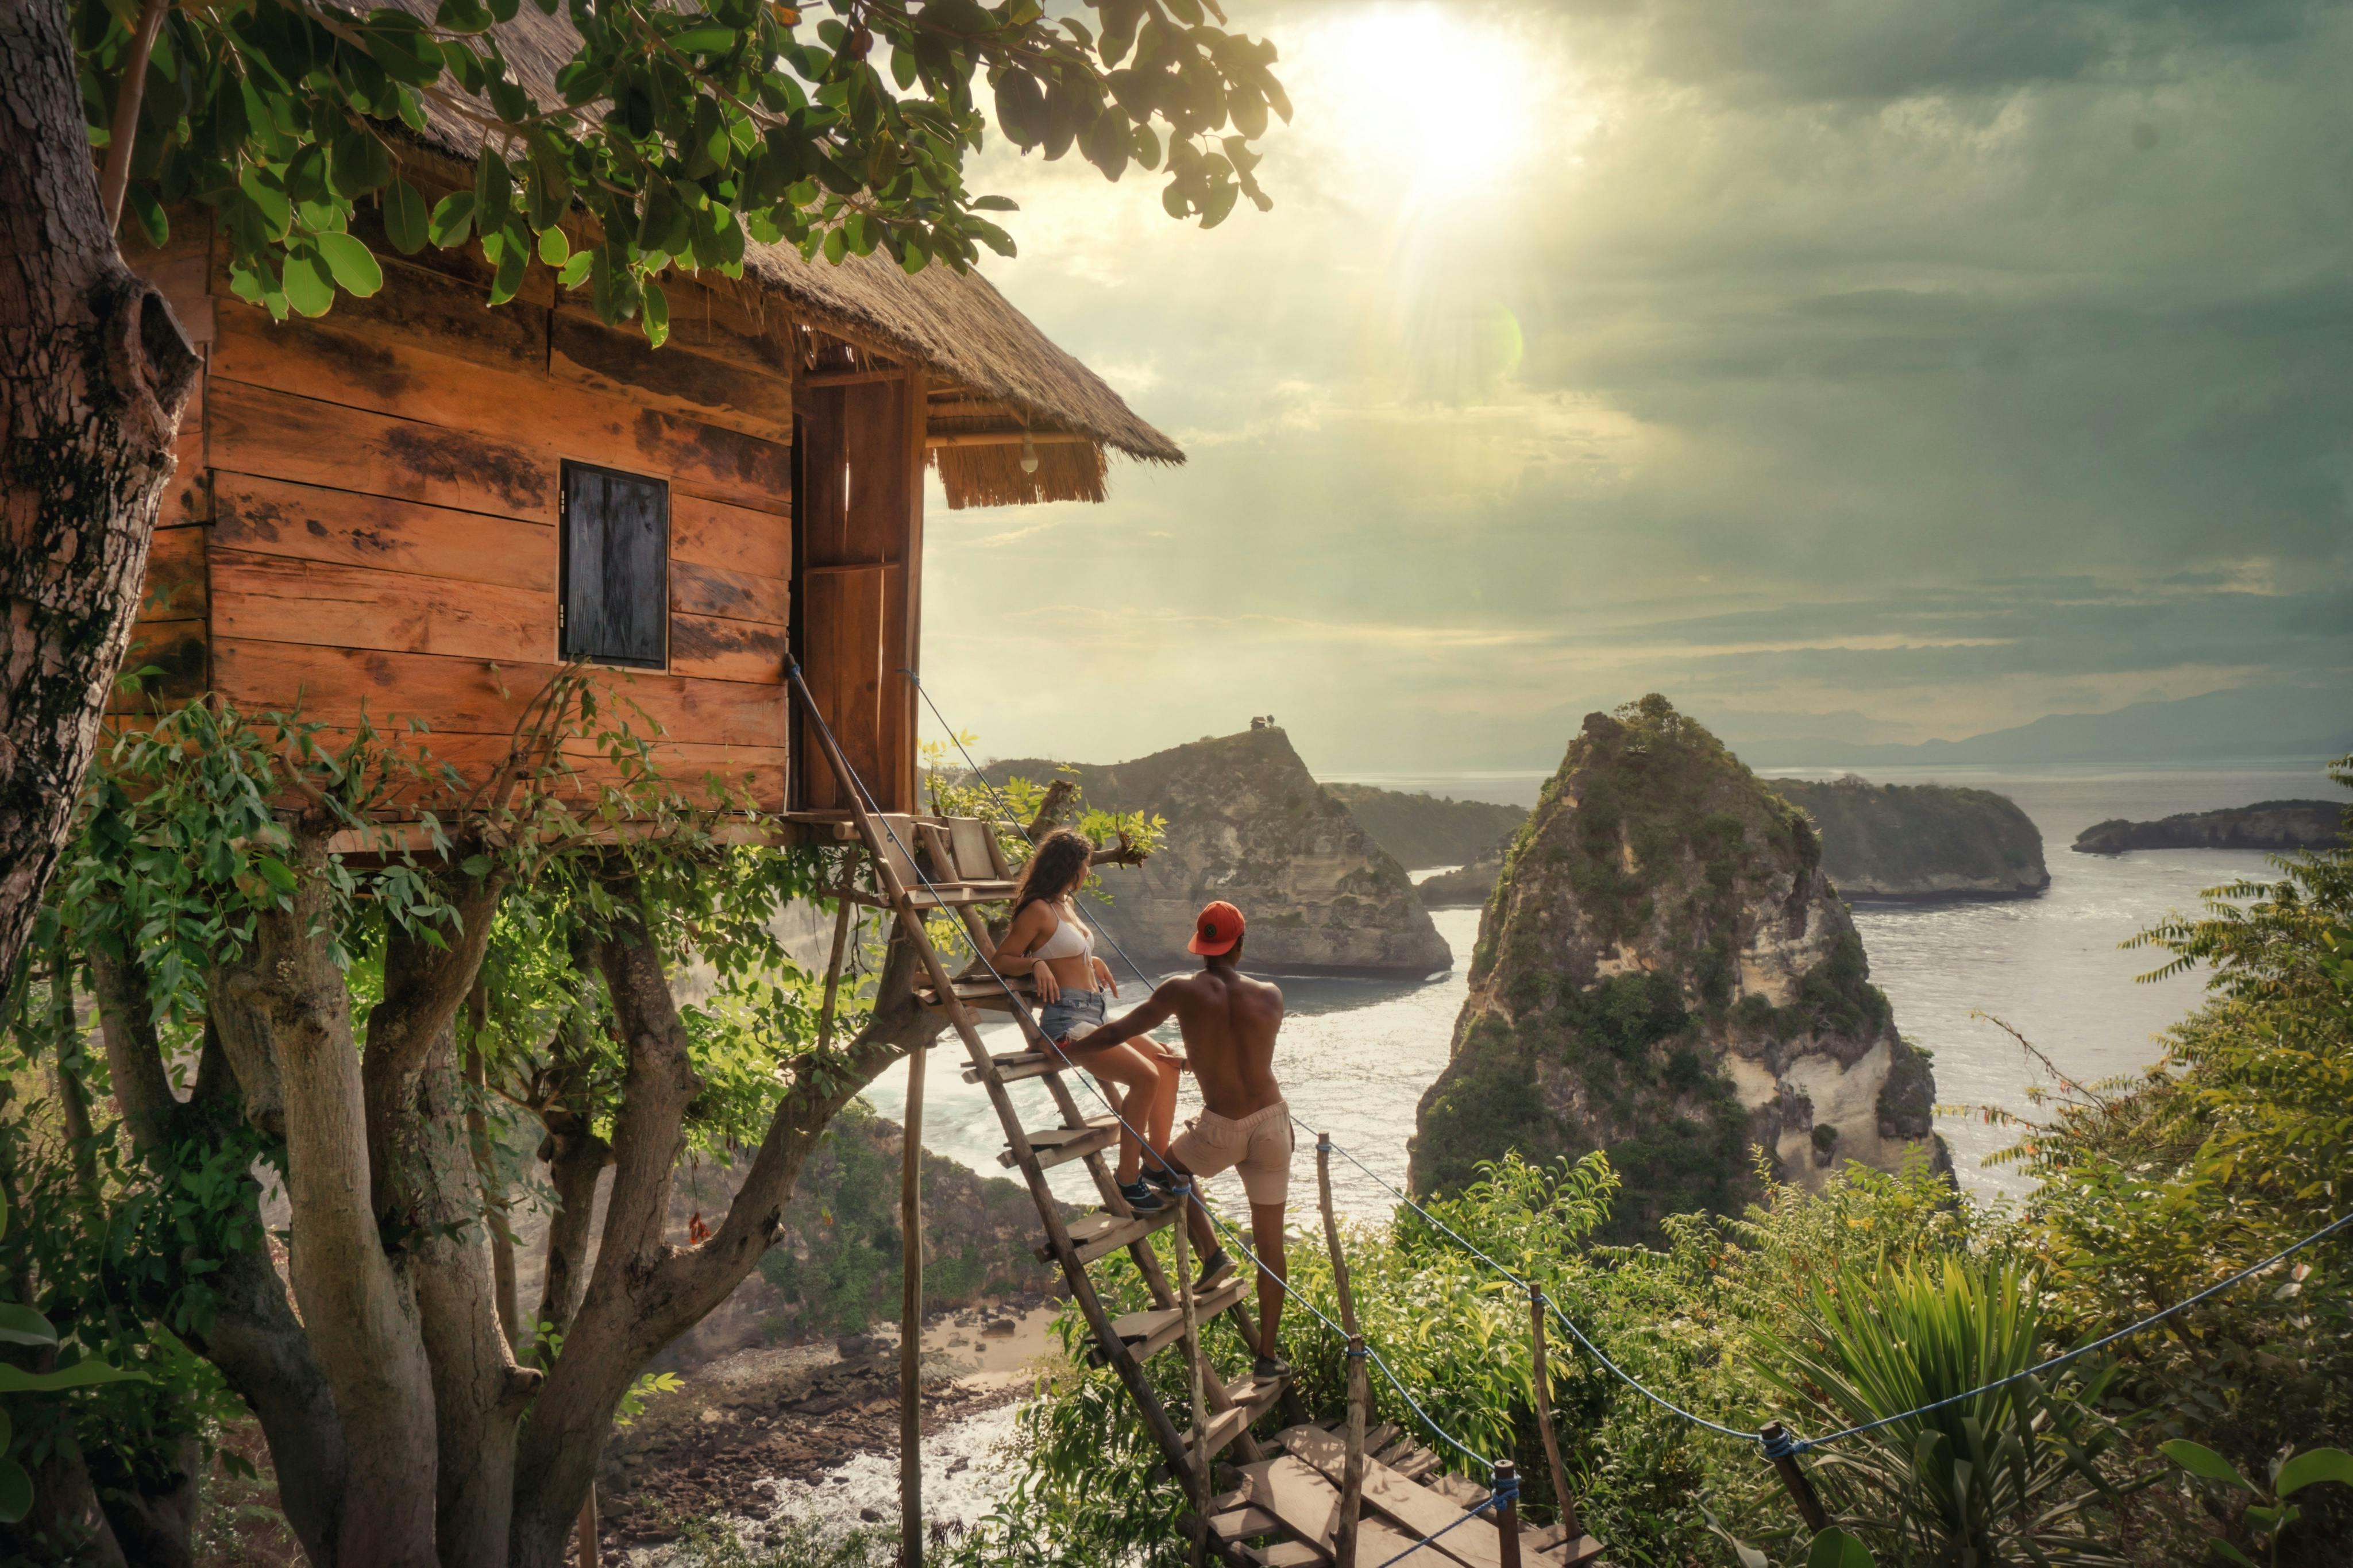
left=1117, top=1180, right=1167, bottom=1215
left=1253, top=1353, right=1292, bottom=1381
left=1195, top=1250, right=1233, bottom=1292
left=1141, top=1164, right=1186, bottom=1194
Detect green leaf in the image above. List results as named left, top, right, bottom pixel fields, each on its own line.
left=281, top=249, right=335, bottom=316
left=2209, top=1543, right=2258, bottom=1568
left=1807, top=1528, right=1876, bottom=1568
left=238, top=165, right=293, bottom=240
left=537, top=226, right=570, bottom=266
left=0, top=1459, right=28, bottom=1527
left=557, top=250, right=593, bottom=289
left=127, top=184, right=169, bottom=248
left=668, top=23, right=737, bottom=52
left=314, top=232, right=384, bottom=297
left=642, top=280, right=669, bottom=348
left=0, top=1303, right=56, bottom=1347
left=2275, top=1449, right=2353, bottom=1497
left=382, top=179, right=429, bottom=254
left=2164, top=1440, right=2256, bottom=1493
left=427, top=191, right=476, bottom=248
left=0, top=1360, right=147, bottom=1393
left=331, top=128, right=394, bottom=195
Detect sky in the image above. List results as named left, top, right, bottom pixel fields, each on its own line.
left=913, top=0, right=2353, bottom=775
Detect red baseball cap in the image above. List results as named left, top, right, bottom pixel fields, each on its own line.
left=1189, top=901, right=1245, bottom=956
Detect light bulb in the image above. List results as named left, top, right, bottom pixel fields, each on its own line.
left=1019, top=431, right=1039, bottom=474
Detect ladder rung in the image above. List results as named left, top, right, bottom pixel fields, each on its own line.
left=1248, top=1545, right=1323, bottom=1567
left=1221, top=1372, right=1290, bottom=1420
left=916, top=976, right=1034, bottom=1014
left=1182, top=1403, right=1255, bottom=1463
left=902, top=885, right=1017, bottom=909
left=1087, top=1277, right=1249, bottom=1366
left=1044, top=1206, right=1175, bottom=1266
left=1209, top=1507, right=1279, bottom=1543
left=963, top=1050, right=1057, bottom=1084
left=1002, top=1117, right=1116, bottom=1172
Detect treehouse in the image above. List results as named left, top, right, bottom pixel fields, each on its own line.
left=118, top=76, right=1178, bottom=828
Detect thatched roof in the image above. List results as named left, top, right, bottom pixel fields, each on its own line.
left=381, top=0, right=1182, bottom=501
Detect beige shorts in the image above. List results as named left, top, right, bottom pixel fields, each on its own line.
left=1168, top=1100, right=1294, bottom=1207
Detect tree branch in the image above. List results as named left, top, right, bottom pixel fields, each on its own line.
left=95, top=0, right=167, bottom=231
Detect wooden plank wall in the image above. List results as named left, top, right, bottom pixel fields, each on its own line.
left=121, top=214, right=805, bottom=813
left=791, top=372, right=923, bottom=813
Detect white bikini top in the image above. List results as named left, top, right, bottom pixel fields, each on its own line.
left=1028, top=902, right=1095, bottom=963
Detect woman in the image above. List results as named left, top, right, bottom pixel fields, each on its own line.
left=985, top=829, right=1182, bottom=1214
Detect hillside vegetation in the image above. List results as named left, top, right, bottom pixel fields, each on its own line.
left=1775, top=776, right=2049, bottom=898
left=1321, top=783, right=1527, bottom=870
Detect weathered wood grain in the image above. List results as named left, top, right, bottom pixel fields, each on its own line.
left=668, top=612, right=784, bottom=684
left=550, top=305, right=793, bottom=443
left=213, top=473, right=558, bottom=592
left=211, top=640, right=788, bottom=748
left=672, top=492, right=790, bottom=581
left=209, top=306, right=792, bottom=512
left=111, top=619, right=207, bottom=711
left=211, top=549, right=554, bottom=665
left=672, top=559, right=790, bottom=625
left=209, top=378, right=557, bottom=522
left=139, top=524, right=207, bottom=619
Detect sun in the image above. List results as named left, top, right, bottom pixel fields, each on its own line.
left=1300, top=3, right=1557, bottom=203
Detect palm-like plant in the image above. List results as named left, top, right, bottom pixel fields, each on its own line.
left=1753, top=1257, right=2134, bottom=1566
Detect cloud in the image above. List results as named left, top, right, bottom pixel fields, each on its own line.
left=910, top=0, right=2353, bottom=775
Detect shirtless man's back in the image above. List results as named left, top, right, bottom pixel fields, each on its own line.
left=1074, top=901, right=1297, bottom=1377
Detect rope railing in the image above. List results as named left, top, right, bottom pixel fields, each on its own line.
left=902, top=680, right=2353, bottom=1525
left=834, top=671, right=1507, bottom=1482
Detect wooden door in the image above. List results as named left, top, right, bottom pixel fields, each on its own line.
left=792, top=372, right=924, bottom=812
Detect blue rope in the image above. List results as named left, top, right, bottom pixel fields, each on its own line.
left=811, top=669, right=1499, bottom=1473
left=1320, top=1133, right=1765, bottom=1443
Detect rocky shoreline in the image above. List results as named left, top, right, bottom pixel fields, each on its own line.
left=600, top=1300, right=1065, bottom=1556
left=2073, top=799, right=2343, bottom=855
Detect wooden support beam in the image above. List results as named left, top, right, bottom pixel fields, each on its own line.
left=805, top=364, right=908, bottom=387
left=900, top=1032, right=927, bottom=1568
left=923, top=429, right=1094, bottom=450
left=1317, top=1134, right=1369, bottom=1568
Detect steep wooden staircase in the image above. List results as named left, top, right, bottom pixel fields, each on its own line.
left=788, top=669, right=1604, bottom=1567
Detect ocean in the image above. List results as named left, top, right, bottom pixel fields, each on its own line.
left=866, top=762, right=2340, bottom=1215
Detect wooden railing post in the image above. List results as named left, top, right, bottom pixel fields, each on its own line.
left=1494, top=1459, right=1522, bottom=1568
left=1528, top=1285, right=1580, bottom=1539
left=1175, top=1184, right=1210, bottom=1566
left=574, top=1484, right=597, bottom=1568
left=899, top=1037, right=928, bottom=1568
left=1761, top=1423, right=1830, bottom=1534
left=1316, top=1134, right=1367, bottom=1567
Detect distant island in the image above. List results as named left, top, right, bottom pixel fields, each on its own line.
left=2073, top=800, right=2346, bottom=855
left=1773, top=777, right=2049, bottom=898
left=1320, top=783, right=1523, bottom=870
left=1402, top=775, right=2048, bottom=905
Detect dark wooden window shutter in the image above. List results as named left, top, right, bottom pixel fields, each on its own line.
left=560, top=461, right=669, bottom=669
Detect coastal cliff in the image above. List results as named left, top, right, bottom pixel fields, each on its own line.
left=1410, top=697, right=1946, bottom=1241
left=1321, top=785, right=1526, bottom=871
left=2073, top=800, right=2345, bottom=855
left=988, top=728, right=1452, bottom=977
left=1418, top=831, right=1514, bottom=907
left=1775, top=776, right=2049, bottom=898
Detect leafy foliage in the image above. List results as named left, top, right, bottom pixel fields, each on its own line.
left=77, top=0, right=1288, bottom=334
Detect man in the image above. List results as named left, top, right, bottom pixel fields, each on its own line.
left=1074, top=900, right=1295, bottom=1378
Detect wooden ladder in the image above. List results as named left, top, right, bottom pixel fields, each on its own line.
left=790, top=672, right=1293, bottom=1559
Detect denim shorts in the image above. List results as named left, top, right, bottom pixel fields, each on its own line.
left=1035, top=987, right=1106, bottom=1042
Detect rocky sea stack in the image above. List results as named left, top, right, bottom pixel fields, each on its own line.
left=2073, top=799, right=2345, bottom=855
left=989, top=728, right=1452, bottom=977
left=1410, top=697, right=1947, bottom=1241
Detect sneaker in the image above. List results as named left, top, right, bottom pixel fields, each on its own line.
left=1141, top=1164, right=1186, bottom=1194
left=1194, top=1250, right=1233, bottom=1292
left=1253, top=1353, right=1292, bottom=1381
left=1117, top=1180, right=1167, bottom=1215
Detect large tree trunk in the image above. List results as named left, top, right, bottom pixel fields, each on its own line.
left=213, top=837, right=442, bottom=1567
left=507, top=912, right=944, bottom=1568
left=89, top=953, right=352, bottom=1567
left=0, top=0, right=198, bottom=992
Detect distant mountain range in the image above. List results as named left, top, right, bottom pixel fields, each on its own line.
left=1729, top=688, right=2353, bottom=769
